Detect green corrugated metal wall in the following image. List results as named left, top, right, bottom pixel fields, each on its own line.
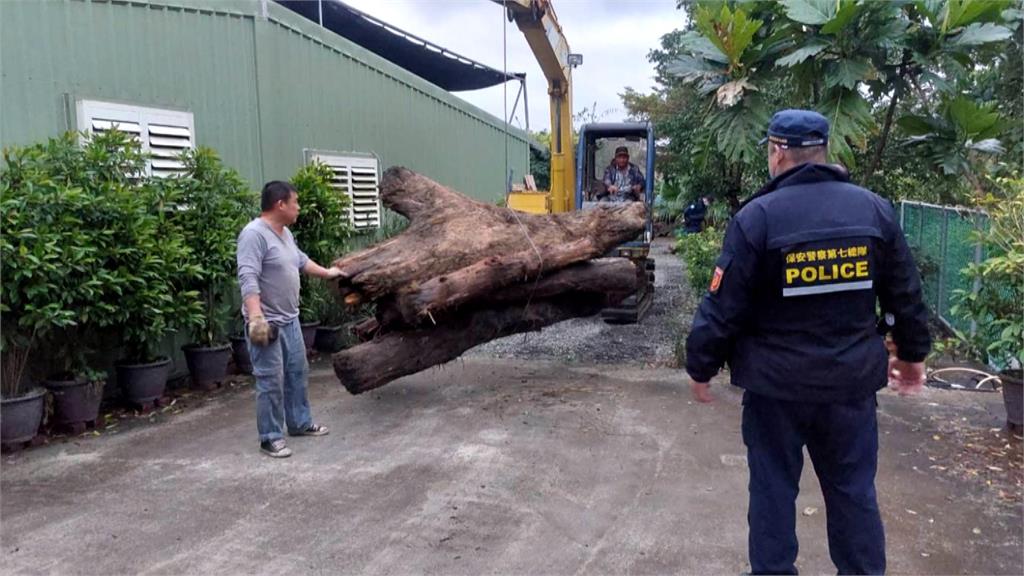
left=0, top=0, right=529, bottom=201
left=0, top=0, right=529, bottom=381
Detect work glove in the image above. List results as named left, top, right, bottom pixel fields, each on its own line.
left=248, top=315, right=272, bottom=346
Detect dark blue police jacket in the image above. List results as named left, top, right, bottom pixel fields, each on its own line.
left=685, top=163, right=931, bottom=402
left=683, top=201, right=707, bottom=233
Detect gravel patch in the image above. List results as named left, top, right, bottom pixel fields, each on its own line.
left=467, top=237, right=701, bottom=367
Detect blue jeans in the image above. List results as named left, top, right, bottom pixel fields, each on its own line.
left=247, top=318, right=312, bottom=442
left=742, top=391, right=885, bottom=575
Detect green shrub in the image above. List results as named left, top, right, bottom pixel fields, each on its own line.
left=909, top=244, right=941, bottom=289
left=169, top=147, right=257, bottom=346
left=951, top=177, right=1024, bottom=371
left=291, top=161, right=353, bottom=324
left=299, top=278, right=329, bottom=324
left=0, top=131, right=203, bottom=396
left=93, top=151, right=204, bottom=363
left=1, top=134, right=110, bottom=396
left=529, top=145, right=550, bottom=192
left=291, top=161, right=353, bottom=266
left=654, top=185, right=685, bottom=226
left=676, top=226, right=724, bottom=296
left=305, top=277, right=353, bottom=327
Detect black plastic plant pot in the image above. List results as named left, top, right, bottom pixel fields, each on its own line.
left=300, top=321, right=321, bottom=353
left=44, top=375, right=102, bottom=427
left=182, top=344, right=231, bottom=389
left=116, top=357, right=171, bottom=407
left=1, top=388, right=46, bottom=446
left=314, top=325, right=344, bottom=353
left=230, top=336, right=253, bottom=375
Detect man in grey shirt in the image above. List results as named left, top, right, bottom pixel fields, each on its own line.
left=237, top=180, right=344, bottom=458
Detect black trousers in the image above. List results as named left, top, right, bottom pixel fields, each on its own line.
left=742, top=391, right=885, bottom=575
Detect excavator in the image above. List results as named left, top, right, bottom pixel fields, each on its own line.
left=498, top=0, right=656, bottom=323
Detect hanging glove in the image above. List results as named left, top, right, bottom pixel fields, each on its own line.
left=248, top=315, right=272, bottom=346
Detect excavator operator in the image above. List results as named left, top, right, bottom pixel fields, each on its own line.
left=599, top=146, right=645, bottom=202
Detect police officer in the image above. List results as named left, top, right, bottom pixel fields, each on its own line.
left=683, top=196, right=710, bottom=234
left=685, top=110, right=931, bottom=575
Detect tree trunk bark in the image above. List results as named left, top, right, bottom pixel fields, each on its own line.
left=333, top=295, right=612, bottom=395
left=866, top=89, right=900, bottom=183
left=325, top=167, right=648, bottom=393
left=330, top=167, right=646, bottom=304
left=487, top=258, right=637, bottom=304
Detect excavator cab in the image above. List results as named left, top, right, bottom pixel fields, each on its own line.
left=575, top=122, right=656, bottom=323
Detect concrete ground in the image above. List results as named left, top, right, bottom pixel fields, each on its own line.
left=2, top=360, right=1021, bottom=575
left=2, top=239, right=1021, bottom=575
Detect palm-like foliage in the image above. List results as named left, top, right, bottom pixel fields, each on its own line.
left=665, top=0, right=1016, bottom=182
left=899, top=96, right=1005, bottom=187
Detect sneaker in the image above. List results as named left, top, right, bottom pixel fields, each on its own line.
left=260, top=439, right=292, bottom=458
left=289, top=423, right=330, bottom=437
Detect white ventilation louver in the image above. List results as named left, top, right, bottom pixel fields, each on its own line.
left=310, top=152, right=381, bottom=230
left=90, top=119, right=142, bottom=135
left=349, top=164, right=381, bottom=229
left=148, top=124, right=192, bottom=178
left=77, top=100, right=195, bottom=178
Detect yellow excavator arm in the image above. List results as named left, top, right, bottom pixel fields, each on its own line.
left=499, top=0, right=578, bottom=214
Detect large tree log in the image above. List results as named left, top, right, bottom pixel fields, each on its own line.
left=328, top=167, right=648, bottom=393
left=349, top=258, right=636, bottom=342
left=331, top=167, right=646, bottom=304
left=394, top=238, right=592, bottom=322
left=334, top=295, right=612, bottom=395
left=486, top=258, right=637, bottom=304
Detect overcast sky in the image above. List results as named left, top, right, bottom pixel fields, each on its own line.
left=343, top=0, right=685, bottom=134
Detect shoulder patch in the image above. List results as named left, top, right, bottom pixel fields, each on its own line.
left=708, top=252, right=732, bottom=295
left=710, top=266, right=724, bottom=293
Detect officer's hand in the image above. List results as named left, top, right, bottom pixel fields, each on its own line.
left=248, top=315, right=272, bottom=346
left=608, top=185, right=618, bottom=194
left=690, top=379, right=713, bottom=403
left=889, top=359, right=926, bottom=396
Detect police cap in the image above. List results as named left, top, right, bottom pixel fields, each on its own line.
left=759, top=109, right=829, bottom=148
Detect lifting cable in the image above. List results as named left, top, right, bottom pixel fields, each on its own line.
left=500, top=1, right=544, bottom=331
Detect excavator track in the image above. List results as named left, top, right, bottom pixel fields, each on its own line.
left=602, top=250, right=655, bottom=324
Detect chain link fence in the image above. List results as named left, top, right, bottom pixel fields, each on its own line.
left=899, top=201, right=988, bottom=335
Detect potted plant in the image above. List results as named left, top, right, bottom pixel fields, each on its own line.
left=952, top=177, right=1024, bottom=432
left=169, top=148, right=256, bottom=388
left=35, top=325, right=110, bottom=430
left=290, top=161, right=353, bottom=354
left=308, top=280, right=355, bottom=353
left=44, top=367, right=106, bottom=433
left=1, top=132, right=132, bottom=444
left=299, top=283, right=324, bottom=354
left=113, top=195, right=203, bottom=405
left=0, top=351, right=46, bottom=448
left=107, top=163, right=204, bottom=407
left=228, top=311, right=253, bottom=375
left=3, top=130, right=205, bottom=417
